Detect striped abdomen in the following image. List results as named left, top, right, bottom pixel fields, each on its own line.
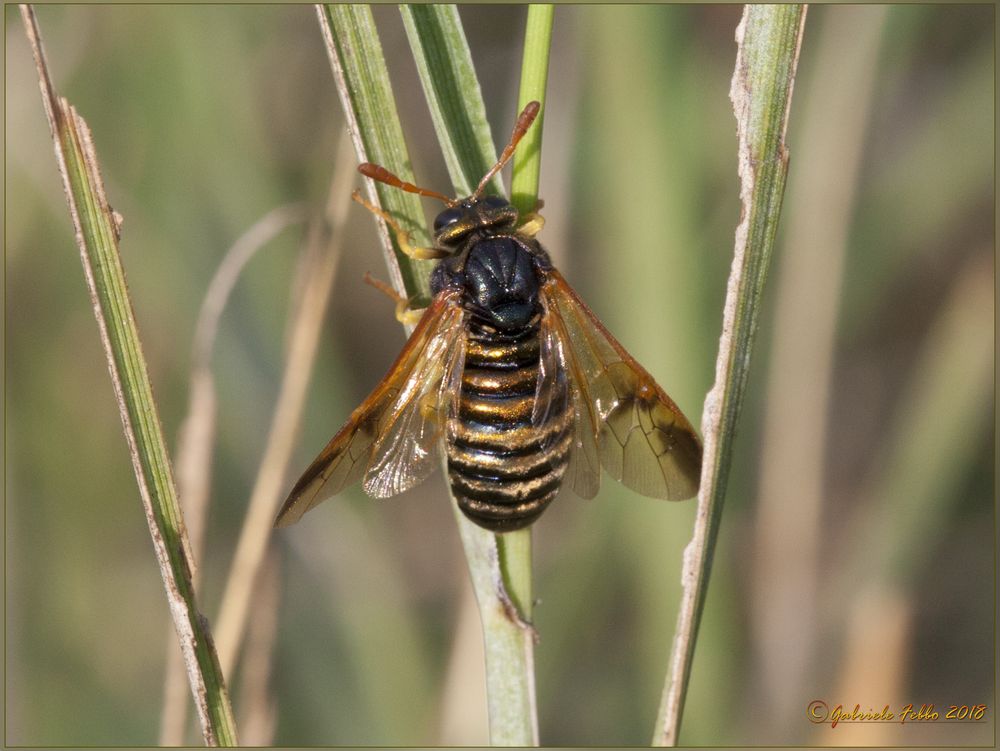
left=447, top=319, right=573, bottom=532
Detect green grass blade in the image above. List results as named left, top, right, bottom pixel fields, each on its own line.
left=319, top=5, right=555, bottom=742
left=481, top=9, right=555, bottom=744
left=510, top=4, right=553, bottom=214
left=399, top=4, right=501, bottom=197
left=400, top=4, right=548, bottom=744
left=654, top=5, right=807, bottom=745
left=20, top=6, right=238, bottom=746
left=317, top=4, right=432, bottom=303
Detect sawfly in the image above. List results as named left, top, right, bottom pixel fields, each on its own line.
left=275, top=101, right=702, bottom=533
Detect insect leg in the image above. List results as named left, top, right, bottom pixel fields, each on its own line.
left=352, top=190, right=448, bottom=260
left=518, top=210, right=546, bottom=238
left=363, top=272, right=426, bottom=326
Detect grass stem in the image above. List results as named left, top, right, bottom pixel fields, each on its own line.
left=653, top=6, right=807, bottom=745
left=21, top=4, right=238, bottom=745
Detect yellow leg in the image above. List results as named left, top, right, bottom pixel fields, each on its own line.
left=363, top=273, right=426, bottom=326
left=396, top=306, right=426, bottom=327
left=517, top=198, right=546, bottom=237
left=518, top=211, right=546, bottom=238
left=352, top=190, right=448, bottom=260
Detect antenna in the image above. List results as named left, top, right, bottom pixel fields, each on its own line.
left=357, top=162, right=455, bottom=205
left=472, top=100, right=541, bottom=199
left=358, top=100, right=542, bottom=204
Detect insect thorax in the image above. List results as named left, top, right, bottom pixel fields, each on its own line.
left=431, top=233, right=551, bottom=332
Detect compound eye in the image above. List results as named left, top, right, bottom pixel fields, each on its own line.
left=481, top=195, right=509, bottom=210
left=433, top=207, right=463, bottom=233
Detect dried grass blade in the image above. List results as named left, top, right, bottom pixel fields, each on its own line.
left=19, top=4, right=238, bottom=746
left=213, top=131, right=354, bottom=678
left=654, top=5, right=807, bottom=745
left=160, top=203, right=304, bottom=745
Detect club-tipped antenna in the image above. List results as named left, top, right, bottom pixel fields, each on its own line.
left=473, top=100, right=541, bottom=199
left=358, top=162, right=456, bottom=205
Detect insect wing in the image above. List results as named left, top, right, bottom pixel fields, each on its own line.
left=535, top=315, right=601, bottom=499
left=274, top=290, right=466, bottom=527
left=539, top=269, right=702, bottom=500
left=363, top=305, right=466, bottom=498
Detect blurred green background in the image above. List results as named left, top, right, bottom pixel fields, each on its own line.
left=5, top=4, right=993, bottom=746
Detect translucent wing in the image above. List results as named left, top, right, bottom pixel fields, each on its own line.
left=539, top=269, right=702, bottom=500
left=274, top=289, right=466, bottom=527
left=363, top=314, right=466, bottom=498
left=535, top=312, right=601, bottom=499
